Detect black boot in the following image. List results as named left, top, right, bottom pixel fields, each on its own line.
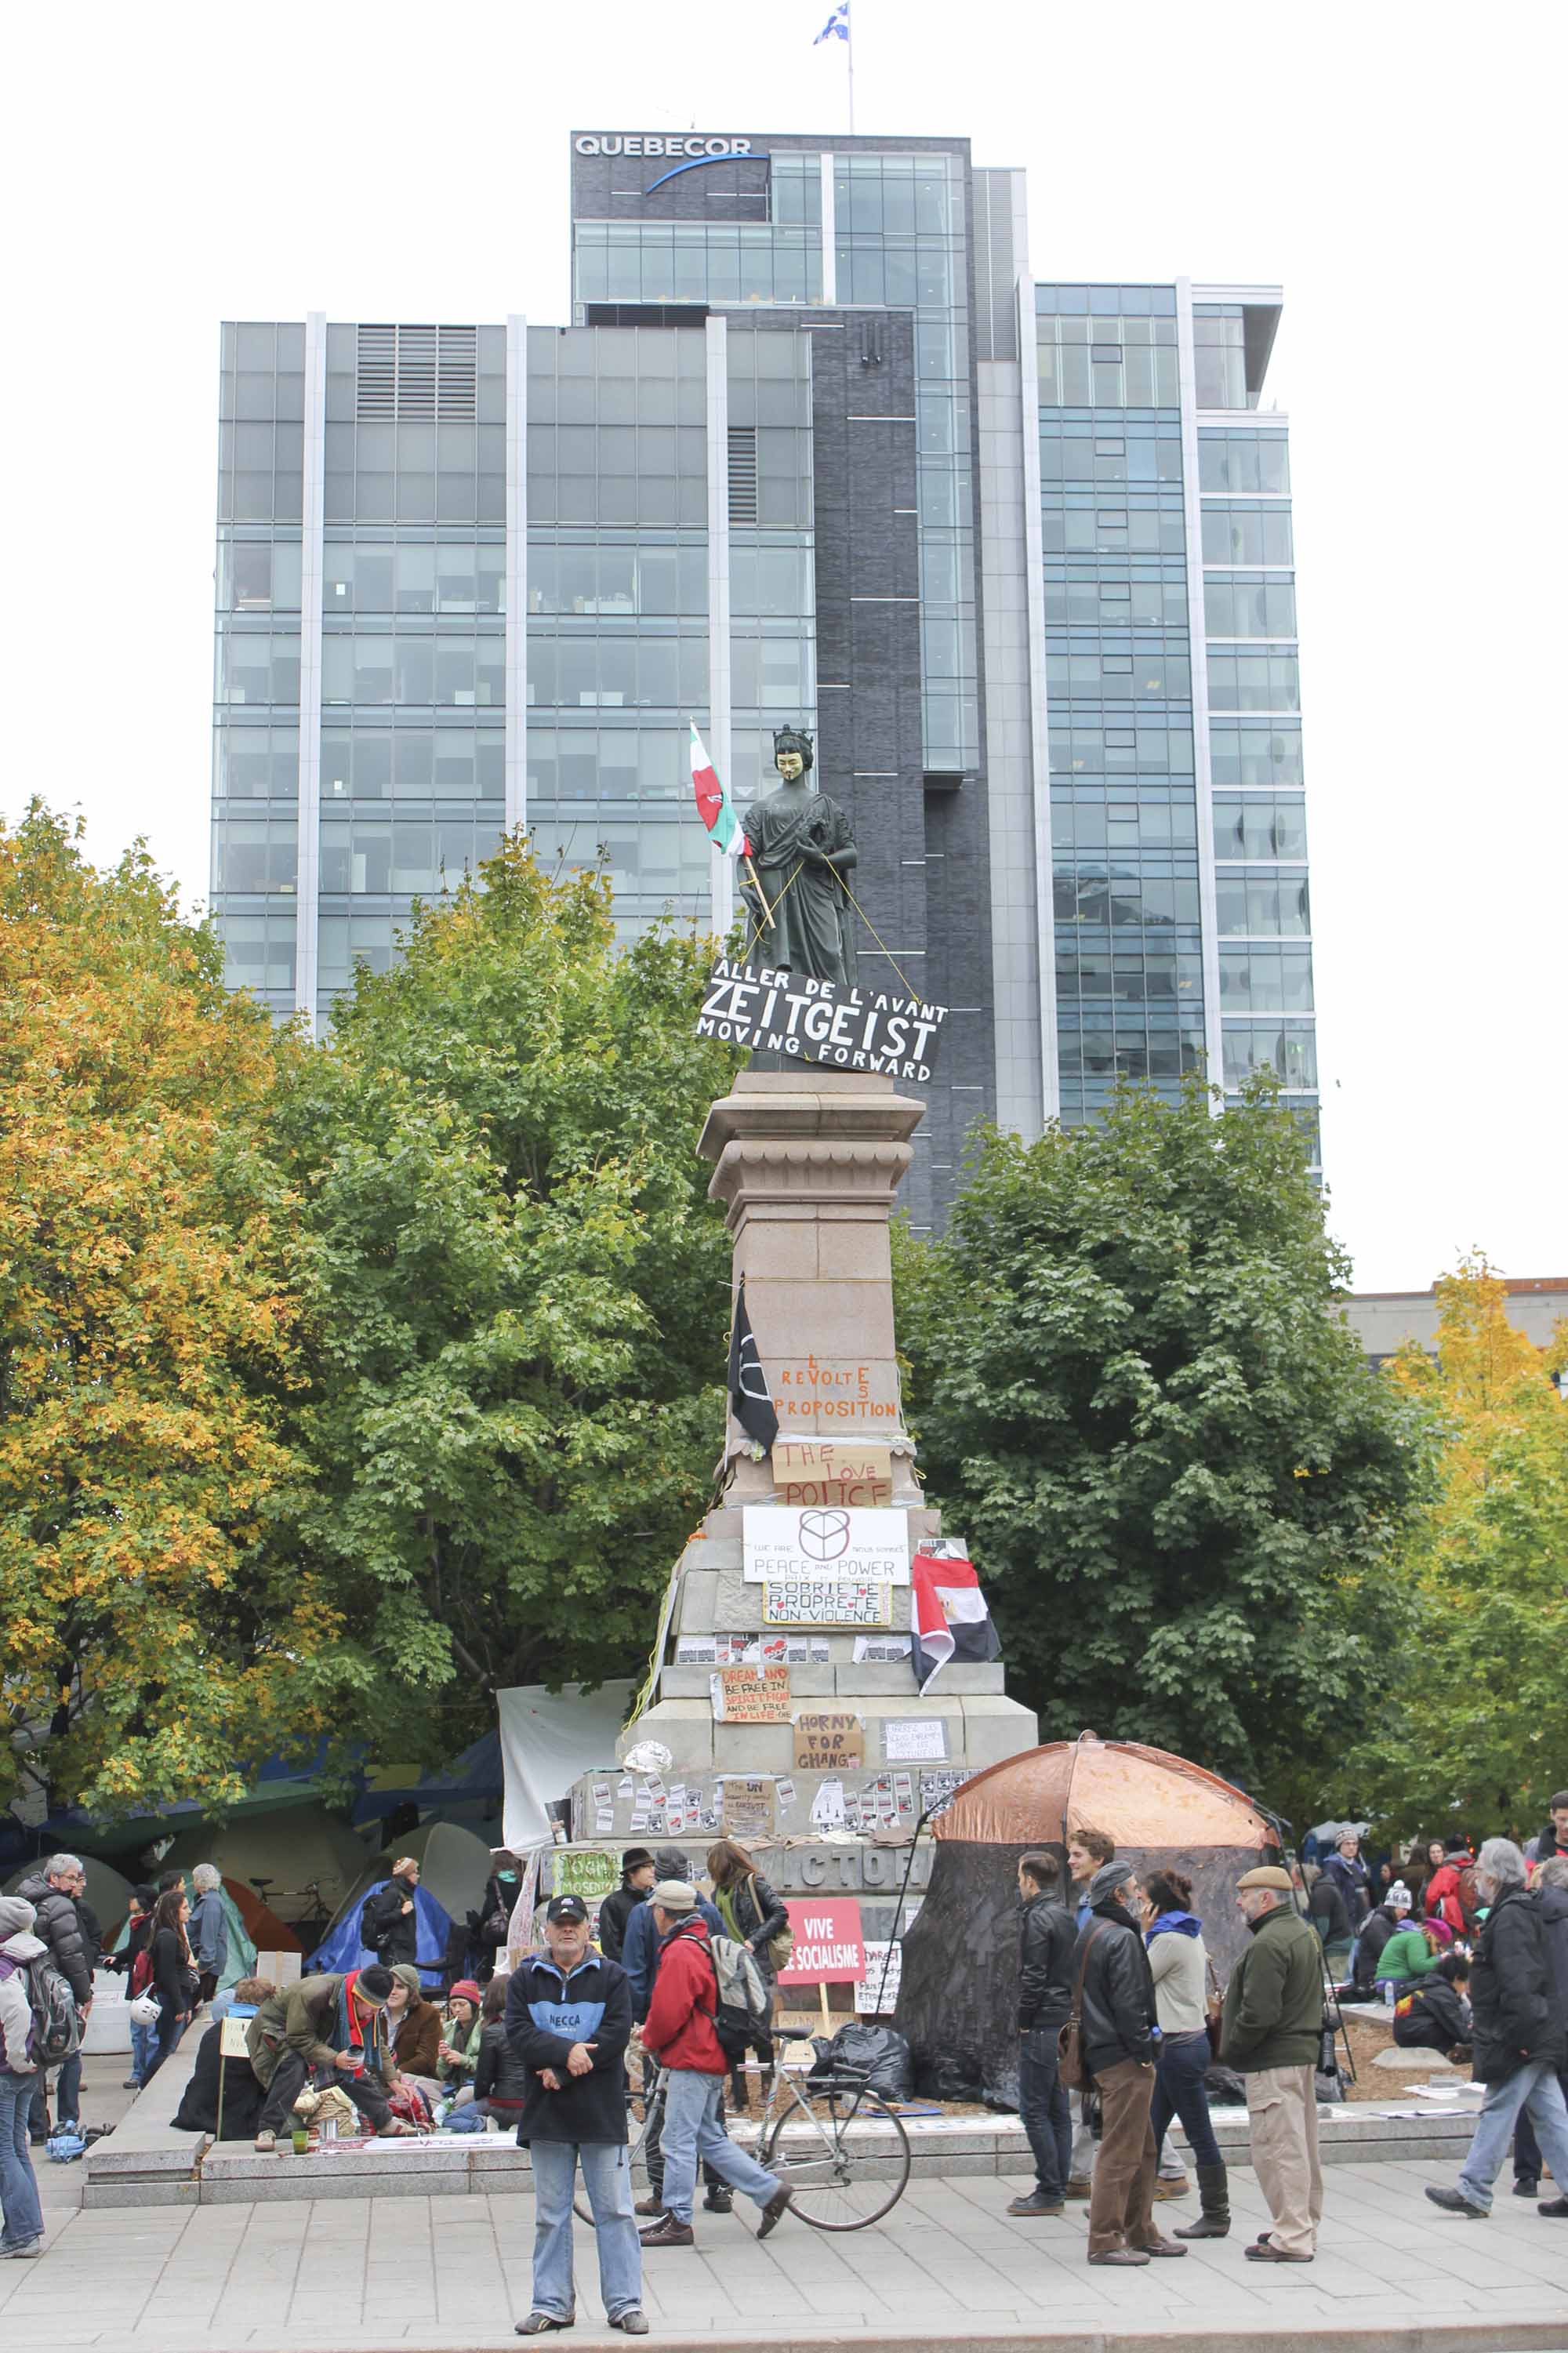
left=1175, top=2162, right=1230, bottom=2239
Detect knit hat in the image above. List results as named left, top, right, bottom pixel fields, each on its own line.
left=1387, top=1882, right=1412, bottom=1912
left=652, top=1848, right=691, bottom=1880
left=1422, top=1917, right=1454, bottom=1947
left=448, top=1978, right=482, bottom=2007
left=356, top=1965, right=393, bottom=2003
left=652, top=1879, right=698, bottom=1914
left=390, top=1963, right=424, bottom=1999
left=0, top=1896, right=37, bottom=1939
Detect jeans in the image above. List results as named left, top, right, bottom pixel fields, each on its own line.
left=0, top=2071, right=45, bottom=2250
left=1459, top=2059, right=1568, bottom=2213
left=529, top=2139, right=642, bottom=2323
left=659, top=2068, right=780, bottom=2224
left=129, top=2021, right=158, bottom=2083
left=1150, top=2028, right=1222, bottom=2170
left=1515, top=2068, right=1568, bottom=2181
left=31, top=2048, right=82, bottom=2130
left=1018, top=2029, right=1070, bottom=2199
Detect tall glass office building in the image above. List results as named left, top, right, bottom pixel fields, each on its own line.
left=210, top=130, right=1316, bottom=1222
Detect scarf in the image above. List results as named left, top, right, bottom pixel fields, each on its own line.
left=334, top=1969, right=388, bottom=2071
left=1145, top=1909, right=1203, bottom=1945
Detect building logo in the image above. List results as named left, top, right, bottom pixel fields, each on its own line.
left=574, top=133, right=754, bottom=158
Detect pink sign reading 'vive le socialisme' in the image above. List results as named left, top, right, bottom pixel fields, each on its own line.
left=775, top=1897, right=866, bottom=1984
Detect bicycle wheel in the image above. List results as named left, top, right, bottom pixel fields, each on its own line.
left=573, top=2074, right=662, bottom=2225
left=758, top=2078, right=910, bottom=2231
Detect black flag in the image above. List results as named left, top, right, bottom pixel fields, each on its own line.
left=728, top=1277, right=779, bottom=1451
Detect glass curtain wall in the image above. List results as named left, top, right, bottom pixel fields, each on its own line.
left=314, top=323, right=507, bottom=1022
left=833, top=152, right=977, bottom=772
left=726, top=327, right=817, bottom=852
left=212, top=321, right=305, bottom=1014
left=1199, top=395, right=1319, bottom=1172
left=1036, top=284, right=1207, bottom=1122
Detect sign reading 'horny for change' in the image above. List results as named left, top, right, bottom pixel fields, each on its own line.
left=698, top=960, right=949, bottom=1082
left=744, top=1506, right=910, bottom=1585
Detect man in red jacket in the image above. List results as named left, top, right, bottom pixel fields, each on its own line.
left=637, top=1881, right=793, bottom=2249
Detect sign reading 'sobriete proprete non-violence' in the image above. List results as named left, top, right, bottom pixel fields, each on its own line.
left=699, top=960, right=949, bottom=1084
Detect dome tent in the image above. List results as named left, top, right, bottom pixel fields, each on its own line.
left=305, top=1818, right=495, bottom=1989
left=893, top=1734, right=1277, bottom=2105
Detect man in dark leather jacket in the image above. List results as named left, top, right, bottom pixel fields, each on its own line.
left=1078, top=1858, right=1180, bottom=2267
left=1008, top=1851, right=1077, bottom=2217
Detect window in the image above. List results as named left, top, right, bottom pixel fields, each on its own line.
left=1215, top=870, right=1311, bottom=935
left=1222, top=1022, right=1316, bottom=1089
left=1201, top=507, right=1294, bottom=566
left=1198, top=433, right=1289, bottom=494
left=1213, top=796, right=1308, bottom=859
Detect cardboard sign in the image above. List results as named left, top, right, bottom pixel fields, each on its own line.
left=553, top=1848, right=619, bottom=1900
left=883, top=1717, right=949, bottom=1761
left=699, top=957, right=949, bottom=1083
left=761, top=1581, right=891, bottom=1627
left=745, top=1505, right=909, bottom=1585
left=713, top=1664, right=792, bottom=1723
left=774, top=1442, right=894, bottom=1511
left=793, top=1710, right=864, bottom=1771
left=854, top=1941, right=903, bottom=2013
left=776, top=1897, right=866, bottom=1985
left=720, top=1777, right=777, bottom=1841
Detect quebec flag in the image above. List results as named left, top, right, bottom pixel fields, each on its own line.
left=815, top=2, right=850, bottom=43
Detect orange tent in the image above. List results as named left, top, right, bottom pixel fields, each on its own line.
left=223, top=1876, right=303, bottom=1955
left=895, top=1735, right=1278, bottom=2104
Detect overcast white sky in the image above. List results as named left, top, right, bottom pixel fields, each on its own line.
left=5, top=2, right=1563, bottom=1291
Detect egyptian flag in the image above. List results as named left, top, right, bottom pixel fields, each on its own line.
left=911, top=1540, right=1001, bottom=1694
left=728, top=1277, right=779, bottom=1452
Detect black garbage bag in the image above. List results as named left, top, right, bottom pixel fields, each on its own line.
left=806, top=2021, right=916, bottom=2103
left=916, top=2043, right=985, bottom=2103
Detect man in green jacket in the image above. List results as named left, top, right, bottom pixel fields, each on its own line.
left=1221, top=1865, right=1325, bottom=2263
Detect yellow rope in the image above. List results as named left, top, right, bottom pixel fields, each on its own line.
left=737, top=857, right=924, bottom=1006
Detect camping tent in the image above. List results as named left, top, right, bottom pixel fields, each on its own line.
left=894, top=1735, right=1277, bottom=2104
left=160, top=1803, right=368, bottom=1932
left=3, top=1854, right=135, bottom=1944
left=304, top=1818, right=495, bottom=1989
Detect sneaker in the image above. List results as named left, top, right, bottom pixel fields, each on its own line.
left=1088, top=2248, right=1150, bottom=2266
left=253, top=2130, right=277, bottom=2154
left=757, top=2184, right=793, bottom=2241
left=122, top=2078, right=142, bottom=2091
left=1064, top=2177, right=1092, bottom=2199
left=1425, top=2185, right=1488, bottom=2220
left=1513, top=2177, right=1540, bottom=2197
left=1007, top=2191, right=1064, bottom=2216
left=1, top=2239, right=43, bottom=2260
left=515, top=2315, right=574, bottom=2334
left=633, top=2195, right=666, bottom=2217
left=610, top=2315, right=650, bottom=2336
left=639, top=2215, right=695, bottom=2248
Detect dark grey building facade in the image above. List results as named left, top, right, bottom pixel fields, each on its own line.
left=210, top=129, right=1317, bottom=1223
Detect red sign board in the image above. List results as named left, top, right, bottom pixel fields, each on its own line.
left=776, top=1897, right=866, bottom=1985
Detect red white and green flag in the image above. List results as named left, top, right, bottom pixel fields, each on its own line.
left=691, top=721, right=748, bottom=859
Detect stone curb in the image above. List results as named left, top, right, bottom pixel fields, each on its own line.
left=54, top=2325, right=1568, bottom=2353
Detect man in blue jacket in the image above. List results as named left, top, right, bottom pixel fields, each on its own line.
left=505, top=1895, right=646, bottom=2336
left=617, top=1850, right=731, bottom=2220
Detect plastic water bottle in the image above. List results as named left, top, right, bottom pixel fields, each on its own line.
left=1383, top=1982, right=1395, bottom=2010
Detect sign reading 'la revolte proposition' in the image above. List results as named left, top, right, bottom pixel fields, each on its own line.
left=698, top=960, right=949, bottom=1084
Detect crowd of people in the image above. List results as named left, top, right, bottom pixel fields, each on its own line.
left=4, top=1798, right=1565, bottom=2309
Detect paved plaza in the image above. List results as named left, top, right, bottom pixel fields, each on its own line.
left=8, top=2064, right=1566, bottom=2353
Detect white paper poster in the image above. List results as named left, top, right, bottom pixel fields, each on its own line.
left=744, top=1506, right=910, bottom=1585
left=855, top=1941, right=903, bottom=2013
left=810, top=1778, right=847, bottom=1831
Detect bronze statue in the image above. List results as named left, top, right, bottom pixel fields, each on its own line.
left=739, top=728, right=859, bottom=988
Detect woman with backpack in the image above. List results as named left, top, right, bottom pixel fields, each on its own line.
left=705, top=1841, right=789, bottom=2112
left=0, top=1896, right=48, bottom=2259
left=143, top=1889, right=198, bottom=2082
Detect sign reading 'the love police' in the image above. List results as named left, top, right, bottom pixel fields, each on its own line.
left=743, top=1505, right=910, bottom=1586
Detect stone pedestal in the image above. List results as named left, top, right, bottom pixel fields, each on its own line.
left=569, top=1069, right=1037, bottom=1951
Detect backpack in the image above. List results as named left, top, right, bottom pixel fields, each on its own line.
left=0, top=1949, right=81, bottom=2068
left=359, top=1891, right=387, bottom=1951
left=708, top=1935, right=772, bottom=2060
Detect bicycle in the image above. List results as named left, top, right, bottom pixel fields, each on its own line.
left=572, top=2045, right=910, bottom=2231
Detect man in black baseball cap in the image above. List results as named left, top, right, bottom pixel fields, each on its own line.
left=505, top=1885, right=645, bottom=2334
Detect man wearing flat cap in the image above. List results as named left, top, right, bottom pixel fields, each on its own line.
left=1221, top=1865, right=1326, bottom=2262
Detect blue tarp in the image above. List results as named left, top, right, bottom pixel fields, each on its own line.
left=305, top=1879, right=452, bottom=1991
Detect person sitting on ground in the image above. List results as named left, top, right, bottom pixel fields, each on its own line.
left=172, top=1979, right=276, bottom=2139
left=1352, top=1881, right=1413, bottom=1995
left=188, top=1865, right=230, bottom=2008
left=0, top=1895, right=48, bottom=2260
left=1392, top=1954, right=1472, bottom=2061
left=362, top=1857, right=422, bottom=1970
left=1377, top=1913, right=1450, bottom=1992
left=596, top=1850, right=656, bottom=1965
left=446, top=1977, right=529, bottom=2133
left=1425, top=1837, right=1568, bottom=2220
left=383, top=1962, right=443, bottom=2101
left=246, top=1966, right=415, bottom=2152
left=437, top=1979, right=485, bottom=2096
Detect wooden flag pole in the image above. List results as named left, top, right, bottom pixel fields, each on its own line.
left=744, top=853, right=776, bottom=930
left=818, top=1981, right=832, bottom=2038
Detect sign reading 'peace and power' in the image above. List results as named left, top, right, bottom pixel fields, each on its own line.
left=742, top=1506, right=910, bottom=1586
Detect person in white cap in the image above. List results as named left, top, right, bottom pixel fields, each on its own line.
left=1221, top=1865, right=1326, bottom=2262
left=1352, top=1879, right=1413, bottom=1996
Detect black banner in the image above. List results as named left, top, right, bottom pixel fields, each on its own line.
left=698, top=958, right=949, bottom=1083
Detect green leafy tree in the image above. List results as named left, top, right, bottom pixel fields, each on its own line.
left=895, top=1077, right=1429, bottom=1824
left=1348, top=1258, right=1568, bottom=1834
left=0, top=805, right=347, bottom=1818
left=276, top=838, right=739, bottom=1762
